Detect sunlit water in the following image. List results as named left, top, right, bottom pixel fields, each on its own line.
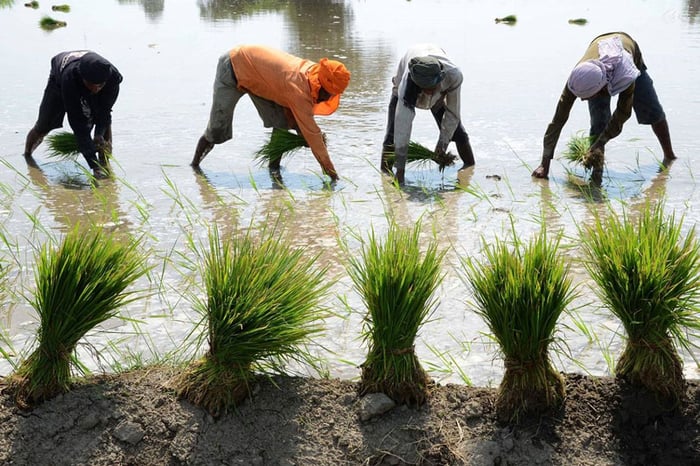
left=1, top=0, right=699, bottom=385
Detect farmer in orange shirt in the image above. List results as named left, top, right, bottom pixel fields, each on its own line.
left=191, top=45, right=350, bottom=181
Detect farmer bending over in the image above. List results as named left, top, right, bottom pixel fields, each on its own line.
left=24, top=51, right=122, bottom=180
left=532, top=32, right=676, bottom=180
left=191, top=45, right=351, bottom=181
left=381, top=44, right=476, bottom=184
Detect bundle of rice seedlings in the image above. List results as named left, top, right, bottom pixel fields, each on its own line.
left=580, top=202, right=700, bottom=403
left=24, top=1, right=39, bottom=8
left=175, top=224, right=330, bottom=416
left=384, top=141, right=457, bottom=169
left=254, top=129, right=324, bottom=166
left=562, top=131, right=593, bottom=165
left=39, top=15, right=67, bottom=29
left=7, top=226, right=148, bottom=407
left=347, top=222, right=445, bottom=406
left=51, top=4, right=70, bottom=12
left=568, top=18, right=588, bottom=25
left=462, top=227, right=575, bottom=423
left=495, top=15, right=517, bottom=24
left=46, top=131, right=80, bottom=159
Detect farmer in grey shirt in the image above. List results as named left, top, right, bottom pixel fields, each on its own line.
left=382, top=44, right=475, bottom=184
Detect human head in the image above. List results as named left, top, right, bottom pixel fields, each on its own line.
left=408, top=56, right=444, bottom=89
left=567, top=61, right=607, bottom=99
left=312, top=58, right=350, bottom=115
left=79, top=52, right=112, bottom=93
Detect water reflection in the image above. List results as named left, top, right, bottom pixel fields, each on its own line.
left=192, top=167, right=241, bottom=238
left=23, top=157, right=131, bottom=237
left=686, top=0, right=700, bottom=23
left=116, top=0, right=164, bottom=21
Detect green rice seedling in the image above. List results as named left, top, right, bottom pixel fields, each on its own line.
left=39, top=15, right=67, bottom=30
left=254, top=128, right=323, bottom=167
left=384, top=141, right=457, bottom=169
left=24, top=1, right=38, bottom=8
left=580, top=202, right=700, bottom=403
left=562, top=131, right=593, bottom=165
left=175, top=224, right=330, bottom=416
left=462, top=226, right=576, bottom=423
left=6, top=226, right=148, bottom=407
left=51, top=4, right=70, bottom=12
left=46, top=131, right=80, bottom=159
left=347, top=222, right=445, bottom=406
left=568, top=18, right=588, bottom=25
left=495, top=15, right=517, bottom=24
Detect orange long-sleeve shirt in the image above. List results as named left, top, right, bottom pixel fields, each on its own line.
left=229, top=45, right=336, bottom=178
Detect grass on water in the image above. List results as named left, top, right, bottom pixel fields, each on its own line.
left=347, top=222, right=445, bottom=406
left=7, top=226, right=148, bottom=407
left=495, top=15, right=517, bottom=24
left=462, top=227, right=576, bottom=423
left=39, top=15, right=67, bottom=29
left=580, top=202, right=700, bottom=404
left=175, top=224, right=330, bottom=417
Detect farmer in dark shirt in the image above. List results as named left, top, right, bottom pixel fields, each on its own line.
left=532, top=32, right=676, bottom=180
left=24, top=51, right=122, bottom=179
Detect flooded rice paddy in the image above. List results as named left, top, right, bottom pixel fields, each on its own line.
left=1, top=0, right=699, bottom=385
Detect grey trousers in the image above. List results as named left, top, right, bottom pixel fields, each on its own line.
left=204, top=52, right=290, bottom=144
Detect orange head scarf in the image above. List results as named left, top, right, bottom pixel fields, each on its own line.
left=309, top=58, right=350, bottom=115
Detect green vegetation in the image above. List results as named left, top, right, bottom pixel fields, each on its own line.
left=384, top=141, right=457, bottom=168
left=175, top=224, right=330, bottom=416
left=7, top=227, right=148, bottom=407
left=347, top=222, right=445, bottom=405
left=46, top=131, right=80, bottom=159
left=581, top=203, right=700, bottom=403
left=562, top=132, right=593, bottom=165
left=39, top=15, right=67, bottom=29
left=24, top=1, right=38, bottom=8
left=51, top=3, right=70, bottom=12
left=495, top=15, right=517, bottom=24
left=568, top=18, right=588, bottom=25
left=463, top=227, right=575, bottom=422
left=254, top=128, right=321, bottom=166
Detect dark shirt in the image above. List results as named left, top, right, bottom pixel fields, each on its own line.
left=49, top=51, right=123, bottom=161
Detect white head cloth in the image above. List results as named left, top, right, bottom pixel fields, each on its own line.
left=567, top=35, right=641, bottom=98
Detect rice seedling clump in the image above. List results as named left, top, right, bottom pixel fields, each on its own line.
left=581, top=202, right=700, bottom=404
left=495, top=15, right=517, bottom=24
left=7, top=227, right=148, bottom=407
left=46, top=131, right=80, bottom=159
left=175, top=224, right=330, bottom=416
left=347, top=222, right=445, bottom=406
left=383, top=141, right=456, bottom=169
left=562, top=131, right=593, bottom=166
left=463, top=228, right=575, bottom=422
left=254, top=128, right=322, bottom=167
left=39, top=15, right=67, bottom=30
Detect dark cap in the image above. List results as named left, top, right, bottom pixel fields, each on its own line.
left=79, top=52, right=112, bottom=84
left=408, top=56, right=444, bottom=89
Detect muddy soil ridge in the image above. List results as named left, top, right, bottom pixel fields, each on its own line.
left=0, top=368, right=698, bottom=465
